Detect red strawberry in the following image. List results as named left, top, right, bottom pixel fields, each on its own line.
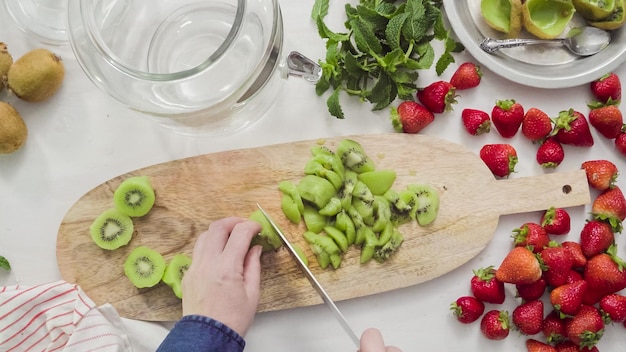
left=450, top=296, right=485, bottom=324
left=599, top=293, right=626, bottom=323
left=561, top=241, right=587, bottom=269
left=551, top=109, right=594, bottom=147
left=496, top=246, right=543, bottom=285
left=588, top=104, right=623, bottom=139
left=516, top=278, right=547, bottom=301
left=579, top=220, right=615, bottom=258
left=417, top=81, right=456, bottom=113
left=450, top=62, right=482, bottom=90
left=461, top=108, right=491, bottom=135
left=590, top=72, right=621, bottom=104
left=526, top=338, right=557, bottom=352
left=513, top=222, right=550, bottom=253
left=512, top=300, right=544, bottom=335
left=591, top=186, right=626, bottom=232
left=540, top=243, right=575, bottom=288
left=390, top=101, right=434, bottom=134
left=555, top=341, right=599, bottom=352
left=583, top=244, right=626, bottom=305
left=470, top=266, right=505, bottom=304
left=564, top=269, right=584, bottom=285
left=565, top=305, right=605, bottom=349
left=550, top=280, right=588, bottom=317
left=615, top=129, right=626, bottom=156
left=542, top=310, right=567, bottom=344
left=581, top=159, right=618, bottom=191
left=480, top=309, right=510, bottom=340
left=522, top=107, right=553, bottom=142
left=536, top=138, right=564, bottom=169
left=491, top=99, right=525, bottom=138
left=479, top=143, right=518, bottom=178
left=541, top=207, right=571, bottom=235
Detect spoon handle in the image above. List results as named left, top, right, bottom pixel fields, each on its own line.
left=480, top=37, right=565, bottom=53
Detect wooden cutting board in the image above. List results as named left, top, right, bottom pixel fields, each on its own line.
left=56, top=134, right=590, bottom=321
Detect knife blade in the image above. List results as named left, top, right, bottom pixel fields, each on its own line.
left=256, top=204, right=361, bottom=348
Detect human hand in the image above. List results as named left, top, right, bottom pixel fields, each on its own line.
left=359, top=328, right=403, bottom=352
left=182, top=217, right=263, bottom=337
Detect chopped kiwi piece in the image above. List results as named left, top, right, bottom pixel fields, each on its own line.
left=249, top=210, right=283, bottom=251
left=302, top=204, right=328, bottom=233
left=90, top=208, right=134, bottom=250
left=114, top=176, right=156, bottom=217
left=407, top=184, right=440, bottom=226
left=293, top=244, right=309, bottom=267
left=357, top=170, right=397, bottom=196
left=336, top=139, right=375, bottom=173
left=124, top=246, right=166, bottom=288
left=162, top=254, right=192, bottom=299
left=281, top=194, right=302, bottom=224
left=297, top=175, right=337, bottom=209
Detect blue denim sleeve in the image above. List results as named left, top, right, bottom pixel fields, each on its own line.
left=156, top=315, right=246, bottom=352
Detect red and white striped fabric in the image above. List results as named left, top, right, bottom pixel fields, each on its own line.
left=0, top=281, right=131, bottom=351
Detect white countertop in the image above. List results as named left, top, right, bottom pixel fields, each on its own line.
left=1, top=1, right=625, bottom=351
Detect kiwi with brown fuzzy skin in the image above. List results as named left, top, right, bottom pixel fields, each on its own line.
left=8, top=48, right=65, bottom=102
left=0, top=42, right=12, bottom=92
left=0, top=102, right=27, bottom=154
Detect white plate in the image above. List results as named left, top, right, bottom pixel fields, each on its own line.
left=443, top=0, right=626, bottom=88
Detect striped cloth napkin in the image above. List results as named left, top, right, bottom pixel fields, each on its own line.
left=0, top=280, right=131, bottom=351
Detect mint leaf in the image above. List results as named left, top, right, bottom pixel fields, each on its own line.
left=327, top=89, right=345, bottom=119
left=385, top=13, right=408, bottom=51
left=402, top=0, right=426, bottom=42
left=349, top=17, right=383, bottom=56
left=311, top=0, right=329, bottom=20
left=0, top=256, right=10, bottom=271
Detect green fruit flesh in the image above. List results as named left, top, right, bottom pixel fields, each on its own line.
left=522, top=0, right=576, bottom=39
left=113, top=176, right=156, bottom=217
left=407, top=184, right=440, bottom=226
left=480, top=0, right=523, bottom=37
left=162, top=254, right=192, bottom=299
left=249, top=210, right=282, bottom=251
left=336, top=139, right=375, bottom=173
left=90, top=208, right=134, bottom=250
left=297, top=175, right=337, bottom=209
left=573, top=0, right=615, bottom=20
left=357, top=170, right=397, bottom=196
left=124, top=246, right=166, bottom=288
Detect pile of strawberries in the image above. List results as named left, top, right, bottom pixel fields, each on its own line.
left=450, top=160, right=626, bottom=351
left=390, top=63, right=625, bottom=179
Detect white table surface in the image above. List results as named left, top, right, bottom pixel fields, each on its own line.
left=1, top=1, right=625, bottom=351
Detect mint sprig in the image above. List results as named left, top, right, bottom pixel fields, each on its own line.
left=312, top=0, right=463, bottom=119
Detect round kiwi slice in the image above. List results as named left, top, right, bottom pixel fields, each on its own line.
left=162, top=254, right=192, bottom=299
left=124, top=246, right=166, bottom=288
left=89, top=208, right=134, bottom=250
left=113, top=176, right=156, bottom=217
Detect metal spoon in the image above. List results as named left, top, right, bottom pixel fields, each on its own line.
left=479, top=26, right=611, bottom=57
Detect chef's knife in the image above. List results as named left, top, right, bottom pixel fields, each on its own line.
left=256, top=204, right=361, bottom=348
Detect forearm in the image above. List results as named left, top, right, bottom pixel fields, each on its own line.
left=156, top=315, right=245, bottom=352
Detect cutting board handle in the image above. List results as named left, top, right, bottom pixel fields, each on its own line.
left=487, top=169, right=590, bottom=216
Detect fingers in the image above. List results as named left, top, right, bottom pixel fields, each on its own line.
left=360, top=328, right=385, bottom=352
left=222, top=220, right=262, bottom=265
left=243, top=245, right=263, bottom=299
left=192, top=217, right=245, bottom=260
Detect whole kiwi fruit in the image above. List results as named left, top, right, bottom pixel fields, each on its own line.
left=0, top=102, right=27, bottom=154
left=8, top=48, right=65, bottom=102
left=0, top=42, right=12, bottom=92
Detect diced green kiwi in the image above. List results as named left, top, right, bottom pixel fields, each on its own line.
left=113, top=176, right=156, bottom=217
left=319, top=197, right=342, bottom=216
left=278, top=180, right=304, bottom=213
left=297, top=175, right=337, bottom=209
left=162, top=254, right=192, bottom=299
left=249, top=210, right=283, bottom=251
left=336, top=139, right=375, bottom=173
left=302, top=204, right=328, bottom=233
left=324, top=226, right=349, bottom=253
left=303, top=160, right=344, bottom=189
left=374, top=227, right=404, bottom=262
left=335, top=210, right=356, bottom=246
left=371, top=196, right=392, bottom=233
left=281, top=194, right=302, bottom=224
left=407, top=184, right=440, bottom=226
left=357, top=170, right=397, bottom=196
left=124, top=246, right=166, bottom=288
left=90, top=208, right=134, bottom=250
left=293, top=244, right=309, bottom=267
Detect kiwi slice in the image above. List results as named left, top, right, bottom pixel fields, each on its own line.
left=114, top=176, right=156, bottom=217
left=357, top=170, right=397, bottom=196
left=297, top=175, right=336, bottom=209
left=248, top=210, right=283, bottom=251
left=407, top=184, right=440, bottom=226
left=336, top=139, right=376, bottom=173
left=124, top=246, right=166, bottom=288
left=90, top=208, right=134, bottom=250
left=162, top=254, right=192, bottom=299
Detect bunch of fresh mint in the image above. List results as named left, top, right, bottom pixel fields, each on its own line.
left=311, top=0, right=463, bottom=119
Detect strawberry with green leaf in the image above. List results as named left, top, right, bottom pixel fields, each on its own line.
left=551, top=109, right=594, bottom=147
left=541, top=207, right=571, bottom=235
left=390, top=101, right=434, bottom=134
left=581, top=159, right=618, bottom=191
left=588, top=103, right=623, bottom=139
left=591, top=186, right=626, bottom=232
left=491, top=99, right=524, bottom=138
left=450, top=62, right=482, bottom=90
left=590, top=72, right=621, bottom=104
left=512, top=300, right=544, bottom=335
left=479, top=143, right=518, bottom=178
left=583, top=244, right=626, bottom=305
left=450, top=296, right=485, bottom=324
left=513, top=222, right=550, bottom=253
left=461, top=108, right=491, bottom=135
left=495, top=246, right=543, bottom=285
left=470, top=266, right=505, bottom=304
left=550, top=280, right=588, bottom=317
left=480, top=309, right=510, bottom=340
left=417, top=80, right=457, bottom=113
left=579, top=220, right=615, bottom=259
left=565, top=305, right=605, bottom=349
left=522, top=107, right=553, bottom=142
left=536, top=137, right=564, bottom=169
